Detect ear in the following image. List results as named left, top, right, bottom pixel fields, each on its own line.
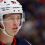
left=0, top=22, right=4, bottom=29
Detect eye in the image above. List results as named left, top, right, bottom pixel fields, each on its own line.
left=9, top=18, right=13, bottom=20
left=17, top=18, right=21, bottom=20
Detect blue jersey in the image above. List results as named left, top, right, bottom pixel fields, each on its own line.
left=0, top=36, right=30, bottom=45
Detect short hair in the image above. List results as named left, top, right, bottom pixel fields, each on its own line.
left=3, top=13, right=22, bottom=19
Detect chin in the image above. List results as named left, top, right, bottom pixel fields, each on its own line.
left=12, top=33, right=17, bottom=36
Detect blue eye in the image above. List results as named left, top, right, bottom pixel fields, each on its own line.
left=17, top=18, right=21, bottom=20
left=9, top=18, right=13, bottom=20
left=18, top=18, right=20, bottom=19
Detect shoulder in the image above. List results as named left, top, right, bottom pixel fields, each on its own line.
left=15, top=36, right=31, bottom=45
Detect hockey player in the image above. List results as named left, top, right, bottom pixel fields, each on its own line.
left=0, top=0, right=31, bottom=45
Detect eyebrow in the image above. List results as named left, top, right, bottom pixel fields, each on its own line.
left=4, top=14, right=21, bottom=19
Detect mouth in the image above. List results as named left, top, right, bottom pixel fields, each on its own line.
left=13, top=27, right=18, bottom=31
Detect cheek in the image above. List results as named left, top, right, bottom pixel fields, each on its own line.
left=4, top=22, right=12, bottom=30
left=7, top=22, right=12, bottom=26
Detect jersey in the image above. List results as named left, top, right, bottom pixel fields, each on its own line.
left=0, top=36, right=30, bottom=45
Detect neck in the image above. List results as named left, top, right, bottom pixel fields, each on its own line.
left=0, top=30, right=14, bottom=44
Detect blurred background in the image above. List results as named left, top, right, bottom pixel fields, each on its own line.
left=16, top=0, right=45, bottom=45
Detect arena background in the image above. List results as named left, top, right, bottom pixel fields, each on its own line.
left=15, top=0, right=45, bottom=45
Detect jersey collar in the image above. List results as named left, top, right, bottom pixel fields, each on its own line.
left=0, top=37, right=16, bottom=45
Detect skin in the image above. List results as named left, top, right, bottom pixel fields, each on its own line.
left=0, top=13, right=21, bottom=45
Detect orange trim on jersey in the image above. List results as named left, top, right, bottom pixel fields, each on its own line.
left=0, top=42, right=4, bottom=45
left=13, top=37, right=16, bottom=45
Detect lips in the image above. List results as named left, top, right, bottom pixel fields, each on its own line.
left=13, top=27, right=18, bottom=31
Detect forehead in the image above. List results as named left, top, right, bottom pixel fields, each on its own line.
left=4, top=13, right=21, bottom=18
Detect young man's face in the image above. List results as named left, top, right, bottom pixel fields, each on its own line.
left=3, top=13, right=21, bottom=36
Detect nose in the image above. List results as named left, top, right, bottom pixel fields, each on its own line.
left=13, top=19, right=18, bottom=26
